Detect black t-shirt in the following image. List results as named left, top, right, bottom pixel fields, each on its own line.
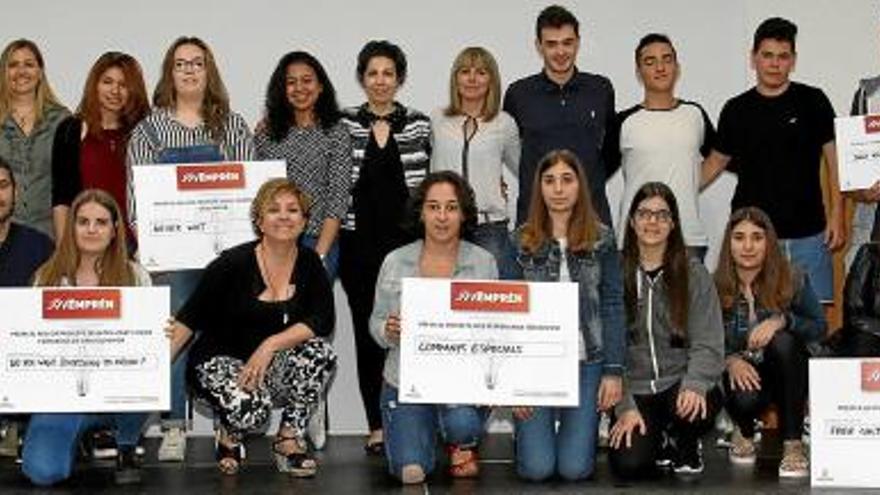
left=715, top=82, right=836, bottom=238
left=176, top=240, right=334, bottom=373
left=0, top=222, right=53, bottom=286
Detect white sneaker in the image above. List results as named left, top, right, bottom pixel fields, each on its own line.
left=307, top=399, right=327, bottom=450
left=157, top=426, right=187, bottom=462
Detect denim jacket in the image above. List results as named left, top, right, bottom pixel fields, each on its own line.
left=369, top=240, right=498, bottom=387
left=723, top=270, right=826, bottom=358
left=512, top=224, right=626, bottom=376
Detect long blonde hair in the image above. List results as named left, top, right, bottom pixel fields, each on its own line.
left=0, top=39, right=64, bottom=126
left=35, top=189, right=134, bottom=287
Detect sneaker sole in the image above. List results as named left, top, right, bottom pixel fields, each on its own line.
left=674, top=465, right=704, bottom=475
left=778, top=468, right=809, bottom=479
left=729, top=454, right=757, bottom=465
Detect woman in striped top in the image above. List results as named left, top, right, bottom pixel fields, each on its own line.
left=338, top=39, right=430, bottom=455
left=125, top=36, right=255, bottom=464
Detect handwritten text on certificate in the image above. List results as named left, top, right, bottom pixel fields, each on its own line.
left=836, top=115, right=880, bottom=191
left=399, top=279, right=579, bottom=406
left=132, top=160, right=286, bottom=271
left=0, top=287, right=170, bottom=413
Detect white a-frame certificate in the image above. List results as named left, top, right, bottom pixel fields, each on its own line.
left=399, top=278, right=578, bottom=406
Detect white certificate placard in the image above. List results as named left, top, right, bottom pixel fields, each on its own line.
left=132, top=160, right=287, bottom=271
left=835, top=115, right=880, bottom=191
left=810, top=358, right=880, bottom=487
left=0, top=287, right=170, bottom=413
left=399, top=278, right=579, bottom=406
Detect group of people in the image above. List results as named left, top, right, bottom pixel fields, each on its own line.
left=2, top=2, right=880, bottom=488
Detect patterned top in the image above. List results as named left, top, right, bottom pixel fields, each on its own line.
left=339, top=102, right=431, bottom=231
left=254, top=122, right=352, bottom=237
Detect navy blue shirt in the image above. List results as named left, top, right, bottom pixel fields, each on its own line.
left=503, top=70, right=615, bottom=226
left=0, top=222, right=54, bottom=286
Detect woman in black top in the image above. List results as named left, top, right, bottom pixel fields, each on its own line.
left=338, top=39, right=431, bottom=454
left=167, top=178, right=336, bottom=477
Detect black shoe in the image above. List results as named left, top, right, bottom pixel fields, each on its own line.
left=655, top=435, right=676, bottom=468
left=673, top=439, right=704, bottom=475
left=91, top=429, right=118, bottom=460
left=115, top=446, right=142, bottom=485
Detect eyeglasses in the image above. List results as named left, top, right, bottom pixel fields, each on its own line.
left=634, top=208, right=673, bottom=223
left=173, top=58, right=206, bottom=73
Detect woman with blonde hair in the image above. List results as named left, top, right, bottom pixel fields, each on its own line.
left=167, top=178, right=336, bottom=477
left=21, top=189, right=152, bottom=486
left=0, top=39, right=69, bottom=237
left=430, top=46, right=519, bottom=278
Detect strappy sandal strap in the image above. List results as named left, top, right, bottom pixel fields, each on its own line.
left=272, top=434, right=317, bottom=477
left=447, top=445, right=479, bottom=478
left=215, top=434, right=244, bottom=475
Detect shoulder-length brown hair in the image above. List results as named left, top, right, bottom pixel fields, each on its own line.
left=77, top=51, right=150, bottom=140
left=35, top=189, right=134, bottom=287
left=444, top=46, right=501, bottom=121
left=153, top=36, right=229, bottom=143
left=0, top=39, right=64, bottom=125
left=714, top=206, right=794, bottom=312
left=519, top=149, right=600, bottom=254
left=622, top=182, right=689, bottom=337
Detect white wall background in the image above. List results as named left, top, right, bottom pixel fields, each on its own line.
left=4, top=0, right=876, bottom=434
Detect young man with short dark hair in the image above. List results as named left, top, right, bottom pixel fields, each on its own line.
left=605, top=33, right=715, bottom=261
left=702, top=17, right=844, bottom=304
left=504, top=4, right=616, bottom=226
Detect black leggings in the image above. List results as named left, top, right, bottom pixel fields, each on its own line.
left=338, top=230, right=386, bottom=432
left=723, top=330, right=807, bottom=441
left=609, top=383, right=722, bottom=480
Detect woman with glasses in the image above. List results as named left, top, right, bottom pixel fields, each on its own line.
left=430, top=46, right=519, bottom=278
left=608, top=181, right=723, bottom=479
left=126, top=35, right=255, bottom=463
left=0, top=39, right=69, bottom=238
left=714, top=206, right=825, bottom=478
left=51, top=52, right=149, bottom=243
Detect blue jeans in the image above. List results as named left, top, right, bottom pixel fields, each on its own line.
left=380, top=383, right=487, bottom=480
left=780, top=231, right=833, bottom=303
left=472, top=221, right=516, bottom=280
left=514, top=361, right=602, bottom=481
left=299, top=234, right=340, bottom=281
left=154, top=269, right=203, bottom=422
left=22, top=412, right=147, bottom=486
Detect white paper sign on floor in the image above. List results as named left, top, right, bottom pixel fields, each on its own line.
left=810, top=358, right=880, bottom=487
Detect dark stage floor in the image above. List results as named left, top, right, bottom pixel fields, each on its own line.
left=0, top=433, right=866, bottom=494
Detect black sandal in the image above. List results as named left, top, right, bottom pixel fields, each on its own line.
left=272, top=435, right=317, bottom=477
left=215, top=429, right=244, bottom=475
left=364, top=439, right=384, bottom=456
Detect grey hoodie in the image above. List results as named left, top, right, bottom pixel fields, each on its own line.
left=616, top=258, right=724, bottom=415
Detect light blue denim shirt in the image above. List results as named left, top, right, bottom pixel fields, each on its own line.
left=512, top=224, right=626, bottom=376
left=370, top=240, right=499, bottom=387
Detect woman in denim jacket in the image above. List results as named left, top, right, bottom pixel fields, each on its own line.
left=714, top=207, right=825, bottom=478
left=608, top=182, right=724, bottom=479
left=370, top=171, right=497, bottom=484
left=511, top=149, right=626, bottom=481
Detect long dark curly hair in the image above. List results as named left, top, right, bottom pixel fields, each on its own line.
left=264, top=51, right=340, bottom=141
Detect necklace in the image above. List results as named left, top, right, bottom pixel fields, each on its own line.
left=256, top=242, right=297, bottom=324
